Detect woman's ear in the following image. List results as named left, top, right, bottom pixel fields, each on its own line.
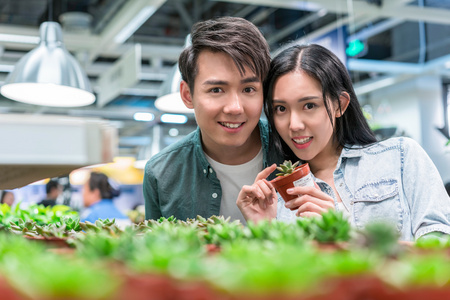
left=180, top=80, right=194, bottom=109
left=336, top=92, right=350, bottom=118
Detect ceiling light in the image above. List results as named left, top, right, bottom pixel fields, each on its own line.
left=160, top=113, right=188, bottom=124
left=133, top=112, right=155, bottom=122
left=0, top=22, right=95, bottom=107
left=155, top=35, right=194, bottom=114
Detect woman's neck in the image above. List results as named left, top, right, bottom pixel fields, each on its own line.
left=308, top=144, right=342, bottom=176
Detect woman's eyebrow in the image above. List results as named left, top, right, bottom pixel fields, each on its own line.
left=273, top=96, right=320, bottom=103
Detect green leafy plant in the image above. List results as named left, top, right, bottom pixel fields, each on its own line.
left=354, top=222, right=400, bottom=257
left=203, top=221, right=244, bottom=246
left=0, top=203, right=78, bottom=228
left=297, top=210, right=351, bottom=243
left=415, top=232, right=450, bottom=250
left=275, top=160, right=300, bottom=177
left=80, top=219, right=123, bottom=236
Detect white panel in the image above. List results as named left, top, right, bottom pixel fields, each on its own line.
left=0, top=114, right=118, bottom=189
left=96, top=44, right=141, bottom=107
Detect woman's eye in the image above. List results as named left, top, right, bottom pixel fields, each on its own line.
left=304, top=103, right=316, bottom=110
left=274, top=105, right=286, bottom=113
left=210, top=87, right=222, bottom=93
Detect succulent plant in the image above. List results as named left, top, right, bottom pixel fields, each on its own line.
left=276, top=160, right=300, bottom=177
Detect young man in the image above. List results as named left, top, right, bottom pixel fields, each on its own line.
left=144, top=17, right=283, bottom=223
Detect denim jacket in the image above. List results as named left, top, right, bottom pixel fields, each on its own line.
left=144, top=119, right=285, bottom=220
left=277, top=137, right=450, bottom=241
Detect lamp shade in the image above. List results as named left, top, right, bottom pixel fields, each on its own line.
left=0, top=21, right=95, bottom=107
left=154, top=63, right=194, bottom=114
left=154, top=34, right=193, bottom=114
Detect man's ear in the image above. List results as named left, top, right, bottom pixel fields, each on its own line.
left=180, top=80, right=194, bottom=109
left=336, top=92, right=350, bottom=118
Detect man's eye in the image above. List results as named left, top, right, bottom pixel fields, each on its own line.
left=243, top=87, right=255, bottom=93
left=210, top=87, right=222, bottom=93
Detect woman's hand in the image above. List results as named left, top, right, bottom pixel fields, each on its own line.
left=237, top=164, right=278, bottom=223
left=284, top=185, right=335, bottom=218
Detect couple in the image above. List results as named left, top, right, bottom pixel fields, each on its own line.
left=144, top=17, right=450, bottom=241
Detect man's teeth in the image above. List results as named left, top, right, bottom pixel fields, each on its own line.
left=221, top=122, right=242, bottom=129
left=293, top=137, right=312, bottom=144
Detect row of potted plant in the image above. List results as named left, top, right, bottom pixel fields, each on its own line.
left=1, top=209, right=450, bottom=299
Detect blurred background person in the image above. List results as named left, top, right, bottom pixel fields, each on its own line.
left=38, top=179, right=62, bottom=207
left=0, top=190, right=15, bottom=207
left=80, top=172, right=131, bottom=228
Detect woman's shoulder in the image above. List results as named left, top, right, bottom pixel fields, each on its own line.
left=358, top=136, right=420, bottom=152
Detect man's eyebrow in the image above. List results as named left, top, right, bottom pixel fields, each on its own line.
left=202, top=77, right=260, bottom=86
left=241, top=76, right=260, bottom=84
left=202, top=80, right=228, bottom=85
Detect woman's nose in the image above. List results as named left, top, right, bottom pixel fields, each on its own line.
left=289, top=112, right=305, bottom=132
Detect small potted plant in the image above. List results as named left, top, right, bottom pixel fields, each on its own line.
left=270, top=160, right=315, bottom=202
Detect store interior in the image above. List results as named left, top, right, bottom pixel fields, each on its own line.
left=0, top=0, right=450, bottom=213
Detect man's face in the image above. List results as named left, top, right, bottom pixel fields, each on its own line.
left=181, top=50, right=263, bottom=159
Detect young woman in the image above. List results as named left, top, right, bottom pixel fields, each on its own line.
left=81, top=172, right=131, bottom=228
left=237, top=44, right=450, bottom=241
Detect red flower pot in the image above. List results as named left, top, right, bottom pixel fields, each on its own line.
left=270, top=163, right=313, bottom=202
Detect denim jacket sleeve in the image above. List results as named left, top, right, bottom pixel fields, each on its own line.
left=402, top=138, right=450, bottom=239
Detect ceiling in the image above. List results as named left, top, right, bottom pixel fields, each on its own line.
left=1, top=0, right=450, bottom=159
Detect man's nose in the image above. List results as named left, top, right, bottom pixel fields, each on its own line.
left=223, top=93, right=244, bottom=114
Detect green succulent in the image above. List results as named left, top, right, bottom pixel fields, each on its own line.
left=276, top=160, right=300, bottom=177
left=297, top=210, right=351, bottom=243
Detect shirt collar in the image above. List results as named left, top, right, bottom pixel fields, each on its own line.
left=340, top=145, right=364, bottom=158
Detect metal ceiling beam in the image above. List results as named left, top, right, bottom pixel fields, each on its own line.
left=233, top=5, right=259, bottom=18
left=88, top=0, right=167, bottom=62
left=215, top=0, right=450, bottom=25
left=250, top=7, right=278, bottom=24
left=266, top=9, right=326, bottom=45
left=173, top=0, right=194, bottom=29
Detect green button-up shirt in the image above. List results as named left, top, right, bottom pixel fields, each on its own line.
left=144, top=120, right=284, bottom=221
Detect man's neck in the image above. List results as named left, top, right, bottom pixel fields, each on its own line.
left=202, top=128, right=262, bottom=165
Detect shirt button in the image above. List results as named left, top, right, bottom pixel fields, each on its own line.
left=212, top=193, right=218, bottom=199
left=350, top=201, right=354, bottom=205
left=203, top=169, right=207, bottom=174
left=339, top=183, right=343, bottom=187
left=209, top=168, right=213, bottom=173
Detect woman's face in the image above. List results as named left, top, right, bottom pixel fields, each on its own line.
left=2, top=192, right=14, bottom=207
left=82, top=181, right=99, bottom=207
left=272, top=71, right=339, bottom=165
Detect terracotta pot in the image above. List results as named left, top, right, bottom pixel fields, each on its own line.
left=205, top=244, right=221, bottom=255
left=115, top=272, right=176, bottom=300
left=0, top=277, right=26, bottom=300
left=270, top=163, right=313, bottom=202
left=24, top=236, right=70, bottom=249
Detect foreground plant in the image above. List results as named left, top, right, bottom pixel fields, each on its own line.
left=297, top=209, right=351, bottom=243
left=0, top=233, right=120, bottom=300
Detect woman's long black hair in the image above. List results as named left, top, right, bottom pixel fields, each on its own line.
left=264, top=44, right=376, bottom=159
